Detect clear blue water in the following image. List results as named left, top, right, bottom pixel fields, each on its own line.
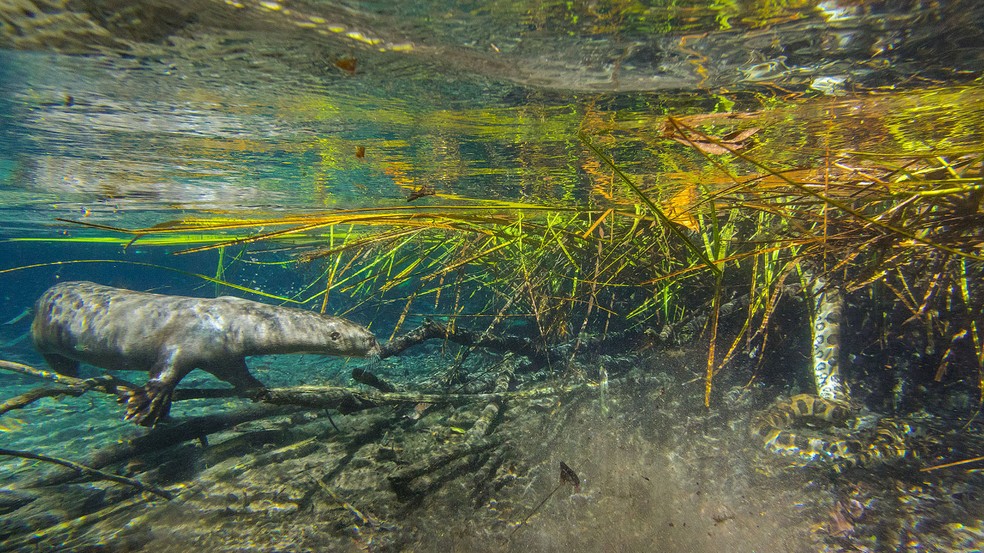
left=2, top=1, right=984, bottom=551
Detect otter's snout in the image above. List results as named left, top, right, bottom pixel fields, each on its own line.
left=365, top=336, right=382, bottom=357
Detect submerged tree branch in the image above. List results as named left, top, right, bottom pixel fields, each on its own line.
left=1, top=385, right=90, bottom=415
left=0, top=447, right=172, bottom=500
left=256, top=384, right=561, bottom=412
left=377, top=319, right=558, bottom=364
left=22, top=404, right=303, bottom=490
left=86, top=405, right=302, bottom=469
left=0, top=359, right=137, bottom=399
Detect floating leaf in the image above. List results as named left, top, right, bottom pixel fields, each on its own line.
left=667, top=127, right=760, bottom=155
left=661, top=184, right=700, bottom=231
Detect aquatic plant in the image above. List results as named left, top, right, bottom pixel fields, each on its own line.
left=11, top=86, right=983, bottom=410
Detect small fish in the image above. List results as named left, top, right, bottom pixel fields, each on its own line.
left=2, top=332, right=30, bottom=347
left=0, top=418, right=25, bottom=432
left=355, top=145, right=366, bottom=159
left=2, top=308, right=31, bottom=325
left=407, top=402, right=431, bottom=420
left=334, top=57, right=357, bottom=74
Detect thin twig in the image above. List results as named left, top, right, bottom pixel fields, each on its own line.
left=919, top=455, right=984, bottom=472
left=0, top=384, right=89, bottom=415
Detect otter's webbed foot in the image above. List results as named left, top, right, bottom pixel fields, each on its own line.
left=123, top=379, right=174, bottom=427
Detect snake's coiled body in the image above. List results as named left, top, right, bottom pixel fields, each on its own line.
left=750, top=394, right=911, bottom=468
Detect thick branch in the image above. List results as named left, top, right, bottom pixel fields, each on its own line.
left=388, top=437, right=501, bottom=491
left=466, top=354, right=516, bottom=442
left=87, top=404, right=301, bottom=468
left=22, top=404, right=302, bottom=490
left=0, top=447, right=172, bottom=500
left=172, top=388, right=246, bottom=401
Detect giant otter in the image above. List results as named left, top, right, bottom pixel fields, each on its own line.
left=31, top=281, right=380, bottom=426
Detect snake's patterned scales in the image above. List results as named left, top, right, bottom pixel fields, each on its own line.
left=750, top=394, right=912, bottom=468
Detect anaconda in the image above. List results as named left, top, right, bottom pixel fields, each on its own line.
left=750, top=394, right=912, bottom=468
left=809, top=276, right=847, bottom=401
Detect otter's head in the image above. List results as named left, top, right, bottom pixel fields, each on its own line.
left=325, top=318, right=381, bottom=358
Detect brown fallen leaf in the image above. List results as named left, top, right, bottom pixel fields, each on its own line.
left=668, top=127, right=760, bottom=155
left=510, top=461, right=582, bottom=539
left=407, top=184, right=436, bottom=202
left=334, top=57, right=357, bottom=74
left=559, top=461, right=581, bottom=493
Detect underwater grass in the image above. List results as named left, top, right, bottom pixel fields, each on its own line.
left=14, top=100, right=983, bottom=403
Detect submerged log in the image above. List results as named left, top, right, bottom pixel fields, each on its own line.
left=387, top=437, right=502, bottom=498
left=256, top=384, right=561, bottom=413
left=387, top=355, right=517, bottom=500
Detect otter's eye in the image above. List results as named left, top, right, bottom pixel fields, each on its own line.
left=330, top=331, right=341, bottom=341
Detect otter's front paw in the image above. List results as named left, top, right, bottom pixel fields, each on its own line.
left=123, top=380, right=173, bottom=427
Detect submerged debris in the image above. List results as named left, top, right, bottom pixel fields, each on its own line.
left=559, top=461, right=580, bottom=493
left=509, top=461, right=582, bottom=539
